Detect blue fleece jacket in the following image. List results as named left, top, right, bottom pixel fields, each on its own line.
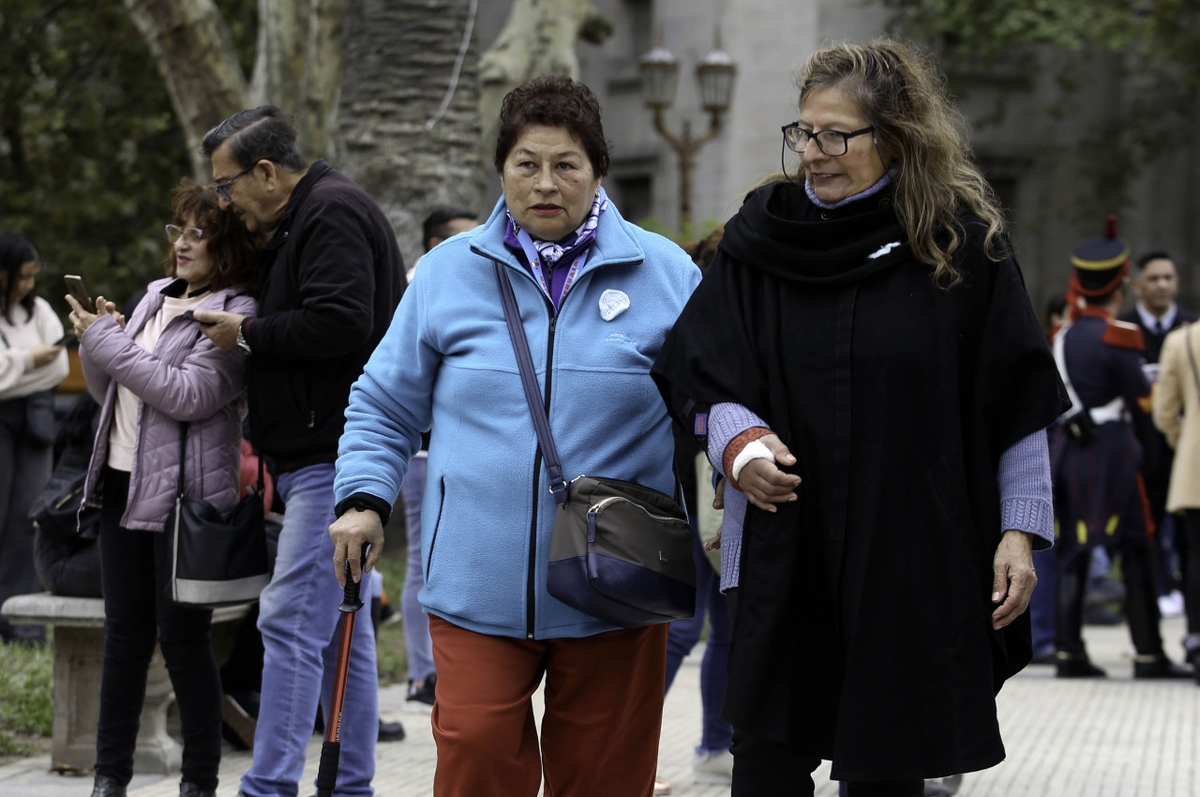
left=335, top=196, right=701, bottom=639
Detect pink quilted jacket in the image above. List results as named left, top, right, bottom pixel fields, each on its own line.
left=79, top=278, right=258, bottom=532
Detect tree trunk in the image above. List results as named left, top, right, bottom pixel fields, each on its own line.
left=336, top=0, right=486, bottom=261
left=477, top=0, right=611, bottom=165
left=250, top=0, right=351, bottom=162
left=120, top=0, right=249, bottom=179
left=122, top=0, right=349, bottom=178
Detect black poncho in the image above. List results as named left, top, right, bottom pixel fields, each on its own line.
left=651, top=182, right=1068, bottom=781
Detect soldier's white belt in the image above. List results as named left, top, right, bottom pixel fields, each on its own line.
left=1087, top=396, right=1126, bottom=425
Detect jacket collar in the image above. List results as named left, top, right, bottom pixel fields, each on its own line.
left=264, top=159, right=332, bottom=252
left=469, top=193, right=645, bottom=275
left=128, top=278, right=246, bottom=338
left=158, top=278, right=211, bottom=299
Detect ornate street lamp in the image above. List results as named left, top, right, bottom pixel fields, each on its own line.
left=639, top=32, right=737, bottom=229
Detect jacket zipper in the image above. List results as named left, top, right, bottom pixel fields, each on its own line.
left=526, top=304, right=557, bottom=639
left=425, top=477, right=447, bottom=577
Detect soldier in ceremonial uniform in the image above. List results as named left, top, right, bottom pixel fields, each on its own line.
left=1050, top=220, right=1192, bottom=679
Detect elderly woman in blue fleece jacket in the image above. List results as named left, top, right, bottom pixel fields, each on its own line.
left=329, top=75, right=700, bottom=797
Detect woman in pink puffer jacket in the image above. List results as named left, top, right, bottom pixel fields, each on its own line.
left=67, top=182, right=258, bottom=797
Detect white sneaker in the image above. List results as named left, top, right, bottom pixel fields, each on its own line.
left=692, top=750, right=734, bottom=785
left=924, top=774, right=964, bottom=796
left=1158, top=589, right=1185, bottom=618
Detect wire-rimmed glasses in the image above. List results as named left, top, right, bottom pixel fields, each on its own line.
left=165, top=225, right=212, bottom=245
left=214, top=164, right=256, bottom=202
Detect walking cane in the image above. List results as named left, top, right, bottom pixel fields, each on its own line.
left=315, top=544, right=369, bottom=797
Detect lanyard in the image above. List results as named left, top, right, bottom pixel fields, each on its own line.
left=513, top=227, right=589, bottom=310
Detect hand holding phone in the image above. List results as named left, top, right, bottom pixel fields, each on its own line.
left=64, top=274, right=93, bottom=312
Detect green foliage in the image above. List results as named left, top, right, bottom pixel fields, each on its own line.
left=0, top=0, right=191, bottom=318
left=0, top=639, right=54, bottom=753
left=218, top=0, right=261, bottom=79
left=373, top=556, right=408, bottom=687
left=877, top=0, right=1200, bottom=220
left=879, top=0, right=1200, bottom=75
left=635, top=216, right=724, bottom=249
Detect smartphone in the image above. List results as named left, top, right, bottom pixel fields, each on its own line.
left=54, top=330, right=76, bottom=346
left=64, top=274, right=93, bottom=312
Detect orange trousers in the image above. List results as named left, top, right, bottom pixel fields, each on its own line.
left=428, top=614, right=669, bottom=797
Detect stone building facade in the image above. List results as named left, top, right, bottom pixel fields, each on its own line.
left=476, top=0, right=1200, bottom=311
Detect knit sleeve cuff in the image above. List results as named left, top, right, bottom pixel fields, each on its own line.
left=1001, top=497, right=1054, bottom=550
left=708, top=402, right=769, bottom=475
left=719, top=488, right=747, bottom=593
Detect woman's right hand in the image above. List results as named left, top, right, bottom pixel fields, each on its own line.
left=67, top=294, right=121, bottom=338
left=29, top=344, right=62, bottom=368
left=738, top=434, right=801, bottom=512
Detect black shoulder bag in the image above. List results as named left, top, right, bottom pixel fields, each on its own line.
left=493, top=260, right=695, bottom=628
left=167, top=422, right=270, bottom=607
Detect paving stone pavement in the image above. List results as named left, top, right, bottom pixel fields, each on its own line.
left=3, top=616, right=1198, bottom=796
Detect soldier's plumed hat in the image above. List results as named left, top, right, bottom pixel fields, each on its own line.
left=1070, top=215, right=1131, bottom=295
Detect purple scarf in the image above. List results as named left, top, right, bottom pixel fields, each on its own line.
left=503, top=188, right=609, bottom=309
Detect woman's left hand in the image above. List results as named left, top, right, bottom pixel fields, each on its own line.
left=990, top=529, right=1037, bottom=630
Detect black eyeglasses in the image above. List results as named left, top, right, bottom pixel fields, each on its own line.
left=214, top=163, right=257, bottom=202
left=781, top=123, right=875, bottom=157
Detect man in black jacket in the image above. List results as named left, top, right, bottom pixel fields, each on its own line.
left=1119, top=251, right=1197, bottom=364
left=195, top=106, right=404, bottom=797
left=1119, top=251, right=1199, bottom=615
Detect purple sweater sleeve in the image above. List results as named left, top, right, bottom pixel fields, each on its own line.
left=707, top=403, right=768, bottom=592
left=997, top=428, right=1053, bottom=549
left=707, top=404, right=1054, bottom=589
left=707, top=402, right=769, bottom=476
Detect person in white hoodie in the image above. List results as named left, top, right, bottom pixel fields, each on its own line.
left=0, top=233, right=68, bottom=644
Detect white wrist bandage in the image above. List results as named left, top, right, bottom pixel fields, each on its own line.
left=731, top=439, right=775, bottom=483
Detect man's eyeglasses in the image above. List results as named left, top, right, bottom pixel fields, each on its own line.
left=781, top=123, right=875, bottom=157
left=165, top=225, right=212, bottom=245
left=214, top=163, right=256, bottom=202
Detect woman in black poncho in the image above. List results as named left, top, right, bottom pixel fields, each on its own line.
left=651, top=39, right=1068, bottom=796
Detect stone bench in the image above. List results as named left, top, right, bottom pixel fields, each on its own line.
left=1, top=592, right=251, bottom=774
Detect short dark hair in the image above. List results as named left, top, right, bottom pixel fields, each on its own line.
left=201, top=106, right=307, bottom=173
left=0, top=233, right=39, bottom=324
left=1136, top=250, right=1174, bottom=271
left=1042, top=290, right=1066, bottom=331
left=493, top=75, right=610, bottom=177
left=422, top=207, right=478, bottom=252
left=164, top=181, right=259, bottom=294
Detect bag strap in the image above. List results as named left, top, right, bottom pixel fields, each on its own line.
left=175, top=421, right=266, bottom=499
left=493, top=260, right=569, bottom=507
left=176, top=421, right=188, bottom=498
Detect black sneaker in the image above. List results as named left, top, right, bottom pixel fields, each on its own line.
left=378, top=718, right=406, bottom=742
left=404, top=674, right=436, bottom=712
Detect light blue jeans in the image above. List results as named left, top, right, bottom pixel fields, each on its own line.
left=240, top=463, right=378, bottom=797
left=400, top=457, right=435, bottom=682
